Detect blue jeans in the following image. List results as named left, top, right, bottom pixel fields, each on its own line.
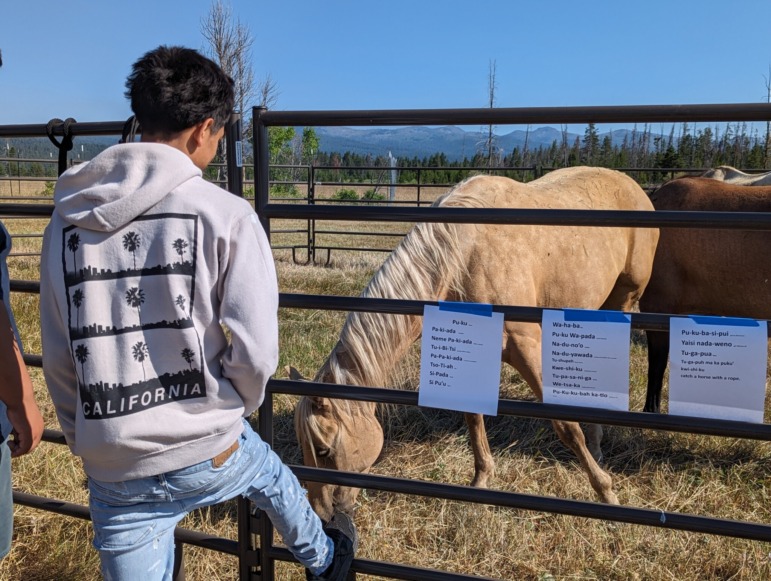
left=88, top=419, right=332, bottom=580
left=0, top=438, right=12, bottom=559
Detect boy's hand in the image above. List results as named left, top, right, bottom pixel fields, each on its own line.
left=5, top=400, right=44, bottom=457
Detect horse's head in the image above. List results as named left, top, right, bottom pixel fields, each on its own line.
left=290, top=366, right=384, bottom=522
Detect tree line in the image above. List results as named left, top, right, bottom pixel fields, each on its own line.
left=3, top=121, right=769, bottom=189
left=249, top=120, right=770, bottom=194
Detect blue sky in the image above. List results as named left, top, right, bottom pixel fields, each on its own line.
left=3, top=1, right=771, bottom=127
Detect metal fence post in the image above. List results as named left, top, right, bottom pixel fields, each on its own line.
left=257, top=394, right=276, bottom=580
left=173, top=543, right=186, bottom=580
left=226, top=112, right=244, bottom=196
left=253, top=106, right=271, bottom=239
left=416, top=167, right=422, bottom=206
left=309, top=164, right=316, bottom=264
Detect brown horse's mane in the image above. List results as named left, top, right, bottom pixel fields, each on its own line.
left=296, top=175, right=491, bottom=440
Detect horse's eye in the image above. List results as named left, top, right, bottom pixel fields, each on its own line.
left=316, top=448, right=331, bottom=458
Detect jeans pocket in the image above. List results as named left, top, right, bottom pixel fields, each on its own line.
left=163, top=436, right=247, bottom=498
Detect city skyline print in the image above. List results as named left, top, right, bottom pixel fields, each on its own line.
left=62, top=213, right=206, bottom=419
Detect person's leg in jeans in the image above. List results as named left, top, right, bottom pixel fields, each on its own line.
left=233, top=421, right=336, bottom=574
left=88, top=478, right=184, bottom=581
left=235, top=424, right=357, bottom=579
left=0, top=438, right=13, bottom=559
left=88, top=420, right=346, bottom=579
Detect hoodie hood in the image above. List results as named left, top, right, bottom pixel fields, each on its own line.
left=54, top=143, right=201, bottom=232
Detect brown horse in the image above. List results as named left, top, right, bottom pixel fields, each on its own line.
left=294, top=166, right=659, bottom=521
left=640, top=176, right=771, bottom=413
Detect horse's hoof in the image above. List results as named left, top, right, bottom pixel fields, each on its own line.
left=470, top=474, right=491, bottom=488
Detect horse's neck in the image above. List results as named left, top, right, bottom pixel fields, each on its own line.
left=330, top=221, right=468, bottom=388
left=317, top=209, right=472, bottom=390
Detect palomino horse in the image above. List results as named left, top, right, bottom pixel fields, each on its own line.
left=639, top=177, right=771, bottom=413
left=700, top=165, right=771, bottom=185
left=294, top=166, right=659, bottom=521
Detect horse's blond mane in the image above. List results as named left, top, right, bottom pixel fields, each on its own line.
left=300, top=176, right=492, bottom=436
left=297, top=177, right=492, bottom=455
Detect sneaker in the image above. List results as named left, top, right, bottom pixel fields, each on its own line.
left=306, top=511, right=358, bottom=581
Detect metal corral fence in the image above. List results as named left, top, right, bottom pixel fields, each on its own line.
left=3, top=102, right=771, bottom=580
left=252, top=103, right=771, bottom=580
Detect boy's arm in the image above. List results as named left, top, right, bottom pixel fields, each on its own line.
left=38, top=229, right=78, bottom=448
left=0, top=300, right=44, bottom=457
left=219, top=213, right=279, bottom=415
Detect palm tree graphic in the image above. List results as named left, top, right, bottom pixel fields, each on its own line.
left=172, top=238, right=188, bottom=261
left=175, top=294, right=186, bottom=312
left=72, top=288, right=84, bottom=331
left=122, top=231, right=141, bottom=270
left=125, top=286, right=145, bottom=325
left=181, top=347, right=195, bottom=370
left=67, top=232, right=80, bottom=274
left=74, top=343, right=89, bottom=388
left=132, top=341, right=149, bottom=382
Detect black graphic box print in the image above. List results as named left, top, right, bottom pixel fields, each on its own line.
left=62, top=214, right=206, bottom=419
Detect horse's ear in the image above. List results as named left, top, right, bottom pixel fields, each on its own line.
left=286, top=365, right=307, bottom=381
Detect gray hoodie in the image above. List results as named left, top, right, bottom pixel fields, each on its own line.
left=40, top=143, right=278, bottom=481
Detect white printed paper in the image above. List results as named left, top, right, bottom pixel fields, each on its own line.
left=669, top=317, right=768, bottom=423
left=418, top=305, right=504, bottom=415
left=541, top=309, right=631, bottom=410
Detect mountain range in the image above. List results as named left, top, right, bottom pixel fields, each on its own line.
left=313, top=125, right=634, bottom=161
left=3, top=126, right=644, bottom=163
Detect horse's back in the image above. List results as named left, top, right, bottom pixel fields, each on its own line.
left=649, top=177, right=771, bottom=211
left=443, top=167, right=658, bottom=311
left=640, top=177, right=771, bottom=317
left=442, top=166, right=653, bottom=212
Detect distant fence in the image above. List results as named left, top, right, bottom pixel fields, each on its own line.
left=264, top=163, right=716, bottom=265
left=1, top=158, right=709, bottom=265
left=3, top=102, right=771, bottom=579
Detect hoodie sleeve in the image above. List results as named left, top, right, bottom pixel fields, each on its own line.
left=218, top=212, right=279, bottom=415
left=40, top=225, right=78, bottom=447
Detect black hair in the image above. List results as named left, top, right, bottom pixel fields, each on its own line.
left=125, top=45, right=235, bottom=136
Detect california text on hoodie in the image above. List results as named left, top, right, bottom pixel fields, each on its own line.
left=40, top=143, right=278, bottom=482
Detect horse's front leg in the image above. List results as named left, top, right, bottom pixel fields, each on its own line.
left=503, top=323, right=616, bottom=503
left=552, top=419, right=618, bottom=504
left=464, top=412, right=495, bottom=487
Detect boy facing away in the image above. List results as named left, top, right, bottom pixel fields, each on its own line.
left=40, top=45, right=355, bottom=580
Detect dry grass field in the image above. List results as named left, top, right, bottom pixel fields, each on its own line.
left=1, top=178, right=770, bottom=580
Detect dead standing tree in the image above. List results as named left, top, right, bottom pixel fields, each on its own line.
left=201, top=0, right=278, bottom=183
left=764, top=66, right=771, bottom=169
